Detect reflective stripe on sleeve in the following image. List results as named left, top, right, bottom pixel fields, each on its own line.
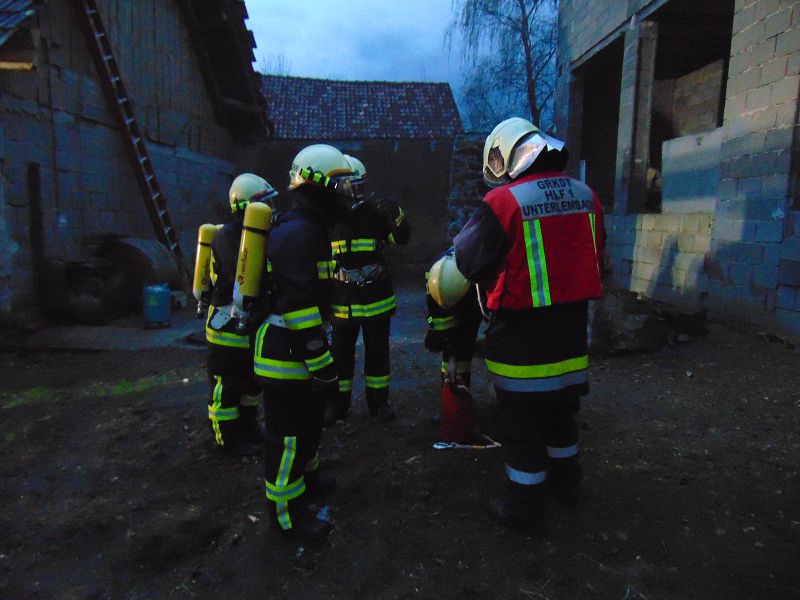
left=427, top=315, right=457, bottom=331
left=305, top=350, right=334, bottom=373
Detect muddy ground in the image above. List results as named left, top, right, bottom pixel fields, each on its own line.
left=0, top=287, right=799, bottom=600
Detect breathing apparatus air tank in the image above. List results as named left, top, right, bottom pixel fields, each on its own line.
left=233, top=201, right=273, bottom=332
left=192, top=223, right=221, bottom=317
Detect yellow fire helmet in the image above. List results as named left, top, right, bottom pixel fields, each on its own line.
left=482, top=117, right=567, bottom=188
left=228, top=173, right=278, bottom=213
left=288, top=144, right=354, bottom=191
left=427, top=251, right=471, bottom=309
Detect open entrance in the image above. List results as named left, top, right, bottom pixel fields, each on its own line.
left=645, top=0, right=735, bottom=212
left=578, top=37, right=623, bottom=212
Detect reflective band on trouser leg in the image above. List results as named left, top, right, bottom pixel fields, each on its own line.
left=505, top=463, right=547, bottom=485
left=265, top=436, right=306, bottom=530
left=332, top=304, right=349, bottom=319
left=209, top=376, right=239, bottom=446
left=486, top=355, right=589, bottom=392
left=522, top=219, right=551, bottom=308
left=331, top=240, right=347, bottom=255
left=547, top=444, right=579, bottom=459
left=350, top=295, right=396, bottom=318
left=365, top=374, right=390, bottom=389
left=338, top=379, right=353, bottom=393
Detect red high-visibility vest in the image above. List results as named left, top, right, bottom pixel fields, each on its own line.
left=484, top=172, right=603, bottom=310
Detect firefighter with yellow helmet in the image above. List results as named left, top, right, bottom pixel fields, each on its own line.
left=252, top=143, right=358, bottom=539
left=203, top=173, right=277, bottom=456
left=327, top=154, right=411, bottom=424
left=453, top=117, right=605, bottom=535
left=424, top=248, right=484, bottom=442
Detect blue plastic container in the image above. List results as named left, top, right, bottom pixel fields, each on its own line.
left=143, top=283, right=171, bottom=329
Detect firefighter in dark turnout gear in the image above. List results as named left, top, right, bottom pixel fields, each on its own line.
left=327, top=155, right=411, bottom=423
left=206, top=173, right=278, bottom=456
left=453, top=117, right=604, bottom=535
left=253, top=144, right=358, bottom=538
left=424, top=249, right=484, bottom=442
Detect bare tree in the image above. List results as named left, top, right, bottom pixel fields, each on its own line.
left=447, top=0, right=557, bottom=131
left=257, top=52, right=292, bottom=76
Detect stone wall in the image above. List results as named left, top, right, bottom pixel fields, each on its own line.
left=446, top=134, right=486, bottom=239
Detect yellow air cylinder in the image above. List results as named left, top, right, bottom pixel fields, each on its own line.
left=192, top=224, right=219, bottom=302
left=235, top=202, right=273, bottom=310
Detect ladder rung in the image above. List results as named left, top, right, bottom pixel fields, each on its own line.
left=117, top=96, right=128, bottom=105
left=138, top=156, right=149, bottom=164
left=95, top=32, right=105, bottom=40
left=102, top=53, right=113, bottom=61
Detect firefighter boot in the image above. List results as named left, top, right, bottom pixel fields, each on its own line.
left=304, top=468, right=337, bottom=497
left=487, top=482, right=547, bottom=537
left=323, top=393, right=351, bottom=426
left=239, top=404, right=265, bottom=445
left=272, top=501, right=332, bottom=541
left=549, top=457, right=582, bottom=507
left=213, top=419, right=262, bottom=457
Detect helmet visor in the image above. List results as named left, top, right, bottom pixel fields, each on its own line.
left=333, top=176, right=367, bottom=200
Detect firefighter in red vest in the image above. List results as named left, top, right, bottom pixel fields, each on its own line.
left=453, top=117, right=604, bottom=535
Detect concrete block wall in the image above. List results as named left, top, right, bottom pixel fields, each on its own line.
left=606, top=212, right=714, bottom=309
left=710, top=0, right=800, bottom=334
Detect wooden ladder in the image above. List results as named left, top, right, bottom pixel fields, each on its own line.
left=74, top=0, right=190, bottom=281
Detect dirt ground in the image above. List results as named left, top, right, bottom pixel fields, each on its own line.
left=1, top=286, right=799, bottom=600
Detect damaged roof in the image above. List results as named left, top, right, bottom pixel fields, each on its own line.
left=0, top=0, right=35, bottom=48
left=262, top=75, right=462, bottom=140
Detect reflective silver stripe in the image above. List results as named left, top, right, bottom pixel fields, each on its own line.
left=505, top=463, right=547, bottom=485
left=547, top=444, right=578, bottom=459
left=489, top=369, right=588, bottom=392
left=265, top=314, right=288, bottom=327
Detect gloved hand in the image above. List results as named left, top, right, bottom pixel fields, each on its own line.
left=424, top=329, right=446, bottom=353
left=373, top=195, right=401, bottom=222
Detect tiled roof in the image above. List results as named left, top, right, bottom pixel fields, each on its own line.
left=262, top=75, right=462, bottom=140
left=0, top=0, right=34, bottom=48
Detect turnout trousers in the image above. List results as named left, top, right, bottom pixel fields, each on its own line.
left=207, top=343, right=260, bottom=448
left=254, top=323, right=326, bottom=530
left=332, top=315, right=391, bottom=413
left=486, top=302, right=588, bottom=492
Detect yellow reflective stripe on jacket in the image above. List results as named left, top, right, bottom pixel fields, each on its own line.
left=317, top=260, right=336, bottom=280
left=485, top=355, right=588, bottom=379
left=281, top=306, right=323, bottom=330
left=332, top=304, right=349, bottom=319
left=349, top=238, right=378, bottom=252
left=331, top=238, right=379, bottom=254
left=254, top=357, right=310, bottom=380
left=522, top=220, right=552, bottom=307
left=205, top=306, right=249, bottom=348
left=350, top=295, right=396, bottom=318
left=365, top=374, right=390, bottom=389
left=427, top=315, right=457, bottom=331
left=305, top=350, right=334, bottom=373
